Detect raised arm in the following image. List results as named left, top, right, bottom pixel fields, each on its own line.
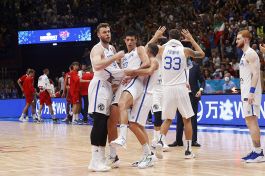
left=145, top=26, right=166, bottom=48
left=90, top=46, right=124, bottom=71
left=145, top=26, right=166, bottom=58
left=181, top=29, right=205, bottom=59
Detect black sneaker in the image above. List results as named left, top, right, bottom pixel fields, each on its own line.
left=185, top=150, right=195, bottom=159
left=52, top=118, right=59, bottom=123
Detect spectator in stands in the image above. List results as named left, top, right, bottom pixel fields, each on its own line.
left=58, top=72, right=65, bottom=95
left=212, top=68, right=223, bottom=80
left=212, top=51, right=221, bottom=68
left=231, top=58, right=240, bottom=71
left=203, top=69, right=212, bottom=80
left=222, top=73, right=237, bottom=93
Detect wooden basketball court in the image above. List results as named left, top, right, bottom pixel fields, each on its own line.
left=0, top=121, right=265, bottom=176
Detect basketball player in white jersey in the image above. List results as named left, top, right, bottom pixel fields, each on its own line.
left=113, top=43, right=158, bottom=169
left=236, top=30, right=264, bottom=163
left=147, top=33, right=170, bottom=151
left=149, top=27, right=205, bottom=159
left=110, top=31, right=150, bottom=148
left=88, top=23, right=125, bottom=172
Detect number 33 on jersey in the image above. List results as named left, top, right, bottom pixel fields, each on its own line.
left=162, top=42, right=188, bottom=86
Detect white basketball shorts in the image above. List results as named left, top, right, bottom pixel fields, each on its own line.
left=162, top=84, right=194, bottom=120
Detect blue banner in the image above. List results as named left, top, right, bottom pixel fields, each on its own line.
left=0, top=98, right=68, bottom=119
left=1, top=95, right=265, bottom=126
left=18, top=27, right=91, bottom=45
left=197, top=94, right=265, bottom=126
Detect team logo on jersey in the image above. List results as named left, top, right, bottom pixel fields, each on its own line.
left=98, top=103, right=105, bottom=111
left=153, top=104, right=159, bottom=110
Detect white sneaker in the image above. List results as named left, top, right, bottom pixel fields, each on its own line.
left=32, top=114, right=37, bottom=120
left=162, top=142, right=169, bottom=152
left=155, top=141, right=163, bottom=159
left=185, top=150, right=195, bottom=159
left=138, top=154, right=155, bottom=169
left=88, top=160, right=111, bottom=172
left=19, top=116, right=24, bottom=122
left=24, top=116, right=29, bottom=122
left=110, top=137, right=127, bottom=149
left=106, top=155, right=120, bottom=168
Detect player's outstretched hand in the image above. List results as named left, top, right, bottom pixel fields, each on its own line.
left=181, top=29, right=195, bottom=43
left=154, top=26, right=166, bottom=38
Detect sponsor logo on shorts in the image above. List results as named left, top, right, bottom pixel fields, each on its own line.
left=153, top=104, right=159, bottom=110
left=98, top=103, right=105, bottom=111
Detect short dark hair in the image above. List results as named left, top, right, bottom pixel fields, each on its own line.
left=124, top=30, right=138, bottom=39
left=43, top=68, right=49, bottom=74
left=158, top=37, right=168, bottom=45
left=96, top=23, right=110, bottom=33
left=147, top=43, right=159, bottom=57
left=169, top=29, right=180, bottom=40
left=29, top=69, right=35, bottom=74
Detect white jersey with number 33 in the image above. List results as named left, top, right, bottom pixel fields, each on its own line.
left=162, top=39, right=187, bottom=86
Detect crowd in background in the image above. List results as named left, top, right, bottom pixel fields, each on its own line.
left=1, top=0, right=265, bottom=99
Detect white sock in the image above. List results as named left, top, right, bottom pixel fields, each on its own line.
left=72, top=114, right=76, bottom=122
left=51, top=114, right=55, bottom=119
left=109, top=145, right=117, bottom=158
left=75, top=114, right=79, bottom=120
left=143, top=143, right=151, bottom=156
left=254, top=147, right=262, bottom=154
left=185, top=140, right=192, bottom=152
left=21, top=113, right=25, bottom=117
left=99, top=146, right=106, bottom=162
left=155, top=130, right=160, bottom=140
left=91, top=145, right=99, bottom=161
left=120, top=124, right=128, bottom=141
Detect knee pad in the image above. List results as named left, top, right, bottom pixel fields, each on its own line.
left=154, top=111, right=162, bottom=127
left=90, top=112, right=108, bottom=146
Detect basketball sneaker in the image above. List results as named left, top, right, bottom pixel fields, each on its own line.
left=110, top=137, right=127, bottom=149
left=19, top=116, right=24, bottom=122
left=89, top=160, right=111, bottom=172
left=52, top=118, right=59, bottom=123
left=185, top=150, right=195, bottom=159
left=89, top=147, right=111, bottom=172
left=138, top=153, right=156, bottom=169
left=24, top=116, right=29, bottom=122
left=241, top=151, right=255, bottom=161
left=163, top=142, right=169, bottom=152
left=244, top=150, right=265, bottom=163
left=106, top=155, right=120, bottom=168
